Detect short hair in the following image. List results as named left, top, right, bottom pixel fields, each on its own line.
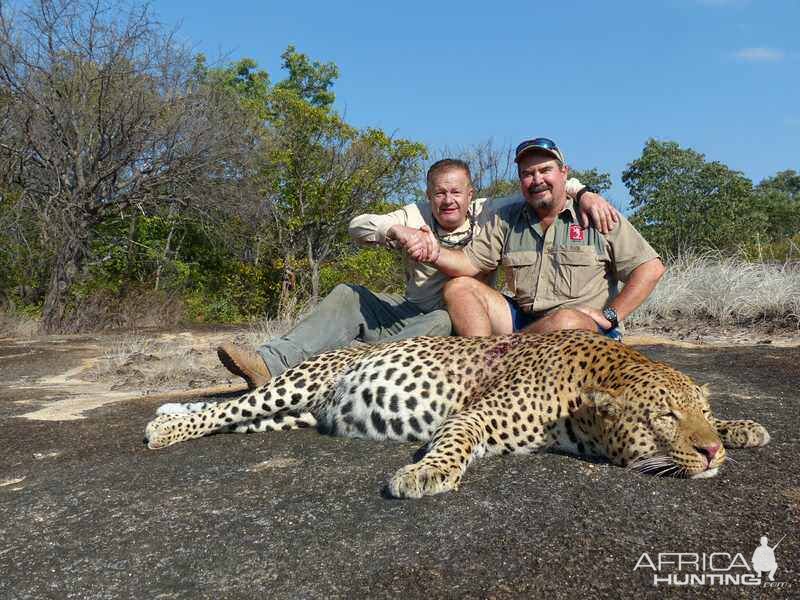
left=426, top=159, right=472, bottom=189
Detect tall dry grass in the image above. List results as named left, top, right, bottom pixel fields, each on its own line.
left=627, top=252, right=800, bottom=328
left=0, top=311, right=40, bottom=338
left=242, top=294, right=310, bottom=349
left=84, top=334, right=220, bottom=390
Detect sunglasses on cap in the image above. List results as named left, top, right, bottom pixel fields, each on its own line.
left=514, top=137, right=564, bottom=163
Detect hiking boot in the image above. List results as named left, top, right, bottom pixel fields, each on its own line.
left=217, top=343, right=271, bottom=389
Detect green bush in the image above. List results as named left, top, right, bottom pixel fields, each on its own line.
left=320, top=247, right=404, bottom=297
left=184, top=261, right=282, bottom=322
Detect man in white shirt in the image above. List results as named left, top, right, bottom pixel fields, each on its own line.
left=217, top=159, right=619, bottom=388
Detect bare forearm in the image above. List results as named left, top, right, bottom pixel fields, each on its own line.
left=610, top=258, right=666, bottom=320
left=432, top=248, right=482, bottom=277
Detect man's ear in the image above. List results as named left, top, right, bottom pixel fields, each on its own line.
left=581, top=386, right=623, bottom=420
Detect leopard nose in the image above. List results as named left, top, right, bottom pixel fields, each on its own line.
left=695, top=443, right=721, bottom=463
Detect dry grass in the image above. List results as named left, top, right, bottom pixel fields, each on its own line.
left=627, top=253, right=800, bottom=328
left=0, top=310, right=40, bottom=338
left=84, top=334, right=228, bottom=391
left=241, top=294, right=309, bottom=349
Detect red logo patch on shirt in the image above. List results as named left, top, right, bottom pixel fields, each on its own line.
left=569, top=224, right=585, bottom=241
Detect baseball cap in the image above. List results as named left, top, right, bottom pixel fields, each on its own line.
left=514, top=137, right=566, bottom=164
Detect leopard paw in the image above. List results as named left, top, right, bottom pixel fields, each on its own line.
left=716, top=419, right=771, bottom=448
left=387, top=462, right=461, bottom=499
left=745, top=422, right=771, bottom=447
left=144, top=415, right=191, bottom=449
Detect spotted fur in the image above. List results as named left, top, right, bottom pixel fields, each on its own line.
left=144, top=330, right=770, bottom=498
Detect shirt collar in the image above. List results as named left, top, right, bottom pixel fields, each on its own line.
left=562, top=198, right=579, bottom=222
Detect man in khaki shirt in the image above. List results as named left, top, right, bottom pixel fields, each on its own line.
left=405, top=138, right=665, bottom=339
left=216, top=158, right=620, bottom=388
left=348, top=171, right=596, bottom=312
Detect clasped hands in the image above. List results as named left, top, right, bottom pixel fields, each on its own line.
left=388, top=225, right=441, bottom=263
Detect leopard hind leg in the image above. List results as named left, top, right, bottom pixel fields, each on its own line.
left=155, top=400, right=317, bottom=434
left=223, top=411, right=317, bottom=433
left=144, top=360, right=337, bottom=449
left=156, top=400, right=218, bottom=416
left=144, top=345, right=371, bottom=449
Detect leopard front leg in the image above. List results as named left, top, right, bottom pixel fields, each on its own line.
left=713, top=418, right=771, bottom=448
left=387, top=410, right=488, bottom=499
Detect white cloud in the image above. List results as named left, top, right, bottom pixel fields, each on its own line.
left=733, top=47, right=785, bottom=62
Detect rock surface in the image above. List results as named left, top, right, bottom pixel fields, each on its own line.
left=1, top=332, right=798, bottom=599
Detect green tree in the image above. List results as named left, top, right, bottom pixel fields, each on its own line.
left=752, top=170, right=800, bottom=242
left=202, top=56, right=272, bottom=121
left=273, top=45, right=339, bottom=109
left=259, top=47, right=426, bottom=303
left=0, top=185, right=47, bottom=308
left=622, top=139, right=762, bottom=255
left=568, top=168, right=613, bottom=195
left=0, top=0, right=258, bottom=332
left=757, top=170, right=800, bottom=199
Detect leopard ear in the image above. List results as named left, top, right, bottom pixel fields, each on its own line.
left=581, top=386, right=623, bottom=420
left=696, top=384, right=710, bottom=399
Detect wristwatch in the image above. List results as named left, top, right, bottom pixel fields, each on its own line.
left=602, top=306, right=619, bottom=330
left=575, top=186, right=597, bottom=203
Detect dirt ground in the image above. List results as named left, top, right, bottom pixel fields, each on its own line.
left=1, top=324, right=798, bottom=599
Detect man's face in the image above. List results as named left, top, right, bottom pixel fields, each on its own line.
left=427, top=168, right=474, bottom=232
left=517, top=151, right=569, bottom=213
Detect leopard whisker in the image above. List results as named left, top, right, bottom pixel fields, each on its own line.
left=628, top=455, right=677, bottom=476
left=659, top=464, right=685, bottom=478
left=626, top=455, right=664, bottom=469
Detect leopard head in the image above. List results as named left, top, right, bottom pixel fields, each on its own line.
left=581, top=381, right=725, bottom=478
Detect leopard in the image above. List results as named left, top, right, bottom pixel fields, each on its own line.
left=144, top=329, right=770, bottom=498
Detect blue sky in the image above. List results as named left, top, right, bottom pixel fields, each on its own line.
left=153, top=0, right=798, bottom=207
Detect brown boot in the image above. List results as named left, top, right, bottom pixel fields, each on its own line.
left=217, top=343, right=271, bottom=389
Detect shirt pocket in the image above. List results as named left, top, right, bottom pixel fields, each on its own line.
left=501, top=251, right=540, bottom=298
left=553, top=247, right=603, bottom=299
